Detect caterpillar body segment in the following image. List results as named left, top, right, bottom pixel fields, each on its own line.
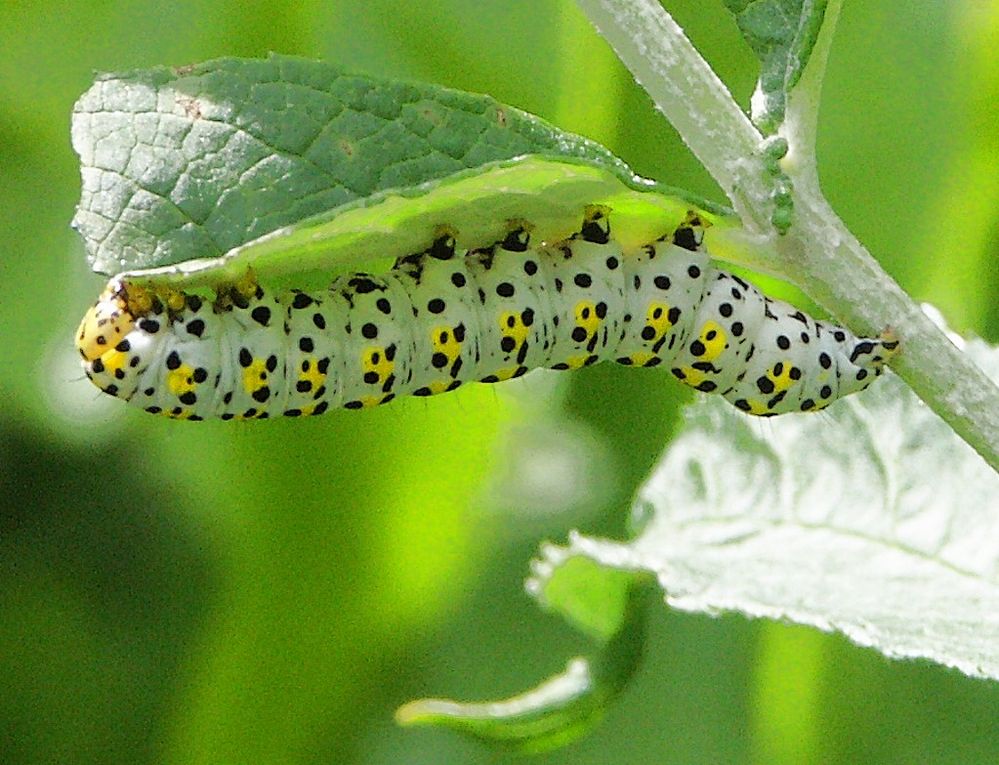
left=77, top=211, right=897, bottom=421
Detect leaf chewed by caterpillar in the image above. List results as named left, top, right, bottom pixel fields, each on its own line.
left=76, top=209, right=897, bottom=421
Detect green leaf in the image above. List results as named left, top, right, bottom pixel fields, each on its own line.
left=396, top=561, right=655, bottom=753
left=722, top=0, right=829, bottom=132
left=111, top=156, right=736, bottom=292
left=71, top=54, right=729, bottom=279
left=535, top=322, right=999, bottom=681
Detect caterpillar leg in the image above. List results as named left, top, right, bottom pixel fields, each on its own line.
left=499, top=220, right=532, bottom=252
left=214, top=268, right=263, bottom=311
left=578, top=205, right=611, bottom=244
left=668, top=210, right=709, bottom=251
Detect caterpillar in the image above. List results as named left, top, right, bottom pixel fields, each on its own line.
left=76, top=209, right=897, bottom=421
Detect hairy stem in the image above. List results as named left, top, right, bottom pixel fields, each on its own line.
left=777, top=0, right=842, bottom=183
left=576, top=0, right=999, bottom=471
left=573, top=0, right=771, bottom=232
left=780, top=195, right=999, bottom=469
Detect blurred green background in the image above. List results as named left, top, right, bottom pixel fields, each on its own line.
left=2, top=1, right=997, bottom=763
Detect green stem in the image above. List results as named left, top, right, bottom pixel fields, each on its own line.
left=573, top=0, right=771, bottom=232
left=576, top=0, right=999, bottom=471
left=780, top=193, right=999, bottom=470
left=776, top=0, right=842, bottom=182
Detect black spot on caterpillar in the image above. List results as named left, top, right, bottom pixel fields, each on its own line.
left=76, top=210, right=897, bottom=420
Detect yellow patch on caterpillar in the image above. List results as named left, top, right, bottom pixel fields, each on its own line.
left=644, top=301, right=673, bottom=340
left=573, top=300, right=601, bottom=339
left=298, top=358, right=327, bottom=390
left=241, top=358, right=271, bottom=394
left=490, top=366, right=522, bottom=382
left=167, top=363, right=197, bottom=395
left=431, top=326, right=462, bottom=365
left=499, top=311, right=530, bottom=349
left=361, top=346, right=394, bottom=384
left=428, top=380, right=452, bottom=395
left=99, top=349, right=130, bottom=377
left=630, top=350, right=656, bottom=366
left=765, top=361, right=798, bottom=394
left=678, top=365, right=709, bottom=387
left=742, top=398, right=770, bottom=416
left=695, top=320, right=726, bottom=361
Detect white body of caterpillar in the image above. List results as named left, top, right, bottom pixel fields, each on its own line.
left=76, top=211, right=897, bottom=421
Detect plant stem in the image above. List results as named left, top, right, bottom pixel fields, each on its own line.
left=576, top=0, right=999, bottom=471
left=782, top=193, right=999, bottom=470
left=573, top=0, right=770, bottom=232
left=776, top=0, right=842, bottom=182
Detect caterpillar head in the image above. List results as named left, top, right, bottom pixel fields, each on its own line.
left=76, top=279, right=152, bottom=361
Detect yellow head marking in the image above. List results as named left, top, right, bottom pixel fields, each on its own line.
left=100, top=350, right=129, bottom=377
left=76, top=281, right=134, bottom=361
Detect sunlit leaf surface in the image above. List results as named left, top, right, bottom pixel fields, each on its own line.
left=71, top=54, right=722, bottom=278
left=537, top=328, right=999, bottom=679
